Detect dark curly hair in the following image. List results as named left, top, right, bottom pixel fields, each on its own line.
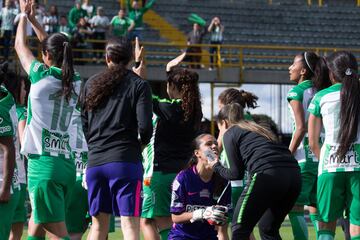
left=84, top=37, right=133, bottom=110
left=167, top=67, right=203, bottom=130
left=218, top=88, right=258, bottom=109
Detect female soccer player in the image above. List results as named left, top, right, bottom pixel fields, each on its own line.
left=0, top=62, right=20, bottom=240
left=141, top=62, right=203, bottom=240
left=169, top=133, right=230, bottom=240
left=287, top=52, right=331, bottom=240
left=308, top=51, right=360, bottom=240
left=2, top=67, right=29, bottom=240
left=217, top=89, right=258, bottom=205
left=210, top=103, right=301, bottom=239
left=15, top=0, right=81, bottom=238
left=81, top=37, right=153, bottom=240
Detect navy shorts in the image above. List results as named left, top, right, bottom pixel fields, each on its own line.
left=86, top=161, right=143, bottom=217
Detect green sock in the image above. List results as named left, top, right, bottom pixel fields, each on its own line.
left=318, top=230, right=335, bottom=240
left=159, top=228, right=170, bottom=240
left=289, top=211, right=308, bottom=240
left=27, top=236, right=46, bottom=240
left=309, top=213, right=319, bottom=239
left=351, top=235, right=360, bottom=240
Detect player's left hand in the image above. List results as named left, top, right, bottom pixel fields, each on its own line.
left=203, top=205, right=228, bottom=226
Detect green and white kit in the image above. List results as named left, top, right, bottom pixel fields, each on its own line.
left=308, top=83, right=360, bottom=175
left=0, top=86, right=20, bottom=240
left=308, top=83, right=360, bottom=225
left=23, top=60, right=81, bottom=224
left=288, top=80, right=319, bottom=173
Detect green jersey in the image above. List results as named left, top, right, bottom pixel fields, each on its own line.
left=110, top=16, right=134, bottom=37
left=69, top=107, right=88, bottom=180
left=0, top=86, right=20, bottom=192
left=15, top=105, right=27, bottom=184
left=287, top=80, right=318, bottom=172
left=21, top=60, right=81, bottom=160
left=142, top=113, right=158, bottom=180
left=308, top=83, right=360, bottom=175
left=126, top=0, right=155, bottom=28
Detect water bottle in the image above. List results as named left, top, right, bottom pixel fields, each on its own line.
left=204, top=149, right=217, bottom=162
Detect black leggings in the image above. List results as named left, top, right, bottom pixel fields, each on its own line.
left=232, top=167, right=301, bottom=240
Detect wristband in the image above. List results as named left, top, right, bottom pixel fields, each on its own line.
left=19, top=13, right=27, bottom=18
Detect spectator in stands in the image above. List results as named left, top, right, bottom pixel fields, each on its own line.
left=68, top=0, right=87, bottom=30
left=0, top=0, right=18, bottom=60
left=208, top=16, right=224, bottom=70
left=72, top=17, right=93, bottom=64
left=110, top=9, right=134, bottom=38
left=89, top=6, right=109, bottom=61
left=43, top=5, right=59, bottom=34
left=126, top=0, right=155, bottom=40
left=186, top=23, right=206, bottom=69
left=58, top=15, right=71, bottom=35
left=82, top=0, right=95, bottom=19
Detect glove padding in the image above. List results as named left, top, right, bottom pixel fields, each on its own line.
left=190, top=205, right=228, bottom=225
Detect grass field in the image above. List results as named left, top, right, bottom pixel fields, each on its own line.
left=21, top=224, right=345, bottom=239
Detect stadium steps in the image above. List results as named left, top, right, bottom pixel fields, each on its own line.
left=143, top=10, right=187, bottom=44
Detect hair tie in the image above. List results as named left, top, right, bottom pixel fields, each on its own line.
left=304, top=52, right=314, bottom=74
left=345, top=68, right=352, bottom=76
left=63, top=41, right=69, bottom=47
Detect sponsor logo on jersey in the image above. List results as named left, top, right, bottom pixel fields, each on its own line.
left=288, top=92, right=298, bottom=98
left=185, top=204, right=207, bottom=212
left=200, top=189, right=210, bottom=198
left=0, top=125, right=11, bottom=133
left=323, top=144, right=360, bottom=169
left=43, top=129, right=70, bottom=156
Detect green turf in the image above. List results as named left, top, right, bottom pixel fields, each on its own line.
left=21, top=225, right=346, bottom=239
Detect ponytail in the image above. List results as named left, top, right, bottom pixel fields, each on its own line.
left=218, top=88, right=258, bottom=109
left=337, top=72, right=360, bottom=159
left=298, top=52, right=331, bottom=91
left=167, top=68, right=203, bottom=130
left=326, top=51, right=360, bottom=159
left=61, top=42, right=75, bottom=102
left=42, top=33, right=75, bottom=102
left=84, top=37, right=132, bottom=111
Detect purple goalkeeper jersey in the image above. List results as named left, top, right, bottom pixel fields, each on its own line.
left=168, top=166, right=231, bottom=240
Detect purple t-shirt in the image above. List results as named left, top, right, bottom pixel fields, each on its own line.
left=168, top=166, right=231, bottom=240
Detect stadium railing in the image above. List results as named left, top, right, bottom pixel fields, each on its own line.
left=4, top=37, right=360, bottom=80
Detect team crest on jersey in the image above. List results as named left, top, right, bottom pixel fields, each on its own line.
left=200, top=189, right=210, bottom=198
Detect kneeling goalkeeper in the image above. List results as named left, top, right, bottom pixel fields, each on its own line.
left=169, top=134, right=231, bottom=240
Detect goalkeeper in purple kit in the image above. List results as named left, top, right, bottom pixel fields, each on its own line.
left=169, top=134, right=231, bottom=240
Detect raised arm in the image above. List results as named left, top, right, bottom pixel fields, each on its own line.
left=142, top=0, right=156, bottom=13
left=14, top=0, right=35, bottom=75
left=212, top=129, right=245, bottom=180
left=27, top=0, right=48, bottom=42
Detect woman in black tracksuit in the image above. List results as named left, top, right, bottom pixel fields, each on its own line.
left=210, top=103, right=301, bottom=240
